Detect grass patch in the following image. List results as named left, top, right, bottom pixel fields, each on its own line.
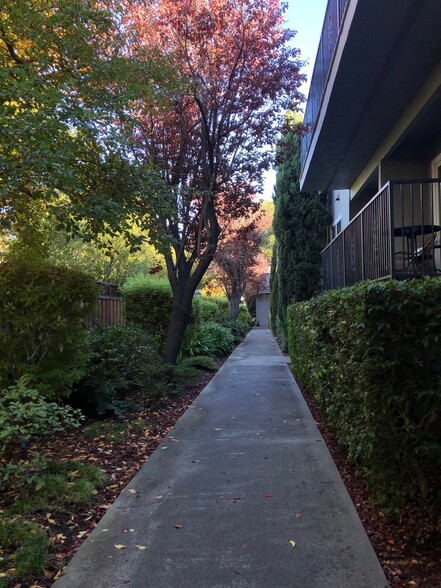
left=10, top=460, right=106, bottom=515
left=0, top=518, right=49, bottom=585
left=179, top=355, right=219, bottom=372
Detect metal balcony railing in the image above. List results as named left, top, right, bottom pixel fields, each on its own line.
left=322, top=180, right=441, bottom=290
left=301, top=0, right=349, bottom=168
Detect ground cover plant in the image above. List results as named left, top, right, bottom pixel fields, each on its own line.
left=0, top=364, right=220, bottom=588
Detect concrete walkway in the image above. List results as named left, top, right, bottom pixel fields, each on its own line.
left=53, top=328, right=389, bottom=588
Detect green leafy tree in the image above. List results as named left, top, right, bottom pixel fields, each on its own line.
left=0, top=0, right=178, bottom=248
left=45, top=224, right=166, bottom=285
left=271, top=131, right=329, bottom=347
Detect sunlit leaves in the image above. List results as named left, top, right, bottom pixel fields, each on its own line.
left=0, top=0, right=179, bottom=244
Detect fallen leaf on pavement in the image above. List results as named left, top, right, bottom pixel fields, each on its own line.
left=289, top=540, right=296, bottom=548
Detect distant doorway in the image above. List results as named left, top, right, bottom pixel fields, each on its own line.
left=256, top=294, right=270, bottom=327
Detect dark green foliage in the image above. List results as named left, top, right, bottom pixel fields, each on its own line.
left=200, top=298, right=220, bottom=322
left=234, top=305, right=254, bottom=341
left=121, top=275, right=173, bottom=346
left=178, top=356, right=219, bottom=372
left=72, top=325, right=170, bottom=416
left=0, top=378, right=83, bottom=454
left=0, top=261, right=98, bottom=398
left=288, top=279, right=441, bottom=508
left=122, top=275, right=200, bottom=350
left=199, top=296, right=252, bottom=342
left=271, top=132, right=329, bottom=347
left=206, top=296, right=231, bottom=325
left=183, top=321, right=234, bottom=358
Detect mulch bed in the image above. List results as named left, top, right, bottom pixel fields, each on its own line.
left=2, top=358, right=440, bottom=587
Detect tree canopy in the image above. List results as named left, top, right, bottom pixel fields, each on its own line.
left=125, top=0, right=305, bottom=362
left=0, top=0, right=179, bottom=245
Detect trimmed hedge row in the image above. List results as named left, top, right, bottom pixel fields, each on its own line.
left=288, top=279, right=441, bottom=508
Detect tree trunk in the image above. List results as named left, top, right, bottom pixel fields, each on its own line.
left=163, top=280, right=194, bottom=365
left=229, top=290, right=241, bottom=322
left=162, top=195, right=221, bottom=364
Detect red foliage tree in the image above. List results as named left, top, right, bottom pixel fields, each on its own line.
left=213, top=213, right=262, bottom=322
left=126, top=0, right=304, bottom=363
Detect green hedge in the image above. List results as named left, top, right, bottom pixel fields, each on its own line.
left=0, top=262, right=97, bottom=398
left=200, top=296, right=253, bottom=341
left=122, top=275, right=201, bottom=350
left=288, top=279, right=441, bottom=508
left=121, top=276, right=173, bottom=345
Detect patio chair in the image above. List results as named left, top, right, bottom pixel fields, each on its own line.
left=394, top=233, right=439, bottom=274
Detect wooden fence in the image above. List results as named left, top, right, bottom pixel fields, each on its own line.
left=89, top=282, right=125, bottom=327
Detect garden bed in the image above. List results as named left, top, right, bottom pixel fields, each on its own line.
left=0, top=366, right=220, bottom=588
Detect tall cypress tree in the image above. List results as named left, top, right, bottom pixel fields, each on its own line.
left=271, top=132, right=329, bottom=348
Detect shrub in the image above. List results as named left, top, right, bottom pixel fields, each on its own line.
left=0, top=261, right=97, bottom=398
left=209, top=296, right=231, bottom=325
left=72, top=325, right=170, bottom=416
left=179, top=355, right=219, bottom=372
left=235, top=305, right=253, bottom=335
left=122, top=274, right=200, bottom=349
left=184, top=321, right=234, bottom=358
left=121, top=275, right=173, bottom=346
left=0, top=377, right=83, bottom=455
left=288, top=279, right=441, bottom=508
left=199, top=296, right=252, bottom=342
left=200, top=298, right=219, bottom=322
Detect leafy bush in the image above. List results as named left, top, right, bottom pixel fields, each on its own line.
left=72, top=325, right=170, bottom=416
left=122, top=274, right=200, bottom=349
left=288, top=279, right=441, bottom=508
left=234, top=305, right=253, bottom=337
left=199, top=296, right=252, bottom=342
left=0, top=377, right=83, bottom=455
left=199, top=298, right=219, bottom=322
left=0, top=261, right=97, bottom=398
left=208, top=296, right=231, bottom=326
left=121, top=275, right=173, bottom=346
left=184, top=321, right=234, bottom=358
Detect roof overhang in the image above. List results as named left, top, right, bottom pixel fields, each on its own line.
left=300, top=0, right=441, bottom=192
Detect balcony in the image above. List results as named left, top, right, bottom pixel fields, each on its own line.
left=300, top=1, right=441, bottom=193
left=322, top=180, right=441, bottom=291
left=301, top=0, right=349, bottom=168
